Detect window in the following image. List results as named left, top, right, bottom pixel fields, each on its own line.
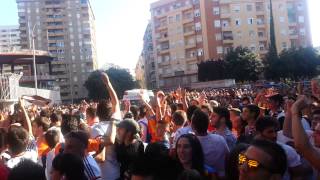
left=279, top=17, right=285, bottom=23
left=233, top=5, right=240, bottom=13
left=217, top=46, right=223, bottom=54
left=196, top=35, right=203, bottom=42
left=214, top=20, right=221, bottom=28
left=176, top=14, right=181, bottom=22
left=222, top=20, right=229, bottom=27
left=250, top=44, right=256, bottom=51
left=194, top=9, right=200, bottom=17
left=298, top=16, right=304, bottom=23
left=248, top=18, right=254, bottom=25
left=281, top=30, right=287, bottom=36
left=282, top=42, right=287, bottom=49
left=215, top=33, right=222, bottom=40
left=235, top=19, right=241, bottom=26
left=213, top=7, right=220, bottom=15
left=300, top=28, right=306, bottom=36
left=246, top=4, right=253, bottom=11
left=236, top=31, right=242, bottom=38
left=197, top=49, right=203, bottom=56
left=169, top=16, right=174, bottom=23
left=195, top=22, right=201, bottom=31
left=73, top=76, right=78, bottom=82
left=249, top=30, right=255, bottom=38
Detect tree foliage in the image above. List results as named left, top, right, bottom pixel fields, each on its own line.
left=84, top=67, right=136, bottom=101
left=198, top=47, right=262, bottom=82
left=264, top=47, right=320, bottom=80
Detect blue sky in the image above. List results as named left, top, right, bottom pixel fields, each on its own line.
left=0, top=0, right=319, bottom=70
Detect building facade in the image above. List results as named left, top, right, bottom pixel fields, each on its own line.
left=0, top=25, right=21, bottom=52
left=16, top=0, right=98, bottom=102
left=142, top=22, right=157, bottom=89
left=135, top=56, right=146, bottom=89
left=150, top=0, right=312, bottom=89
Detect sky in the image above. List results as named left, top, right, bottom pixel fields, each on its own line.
left=0, top=0, right=319, bottom=71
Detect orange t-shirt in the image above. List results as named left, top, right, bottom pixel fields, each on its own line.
left=54, top=138, right=101, bottom=155
left=37, top=137, right=50, bottom=158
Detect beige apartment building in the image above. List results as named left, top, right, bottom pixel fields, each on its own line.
left=150, top=0, right=311, bottom=89
left=16, top=0, right=98, bottom=102
left=0, top=25, right=21, bottom=53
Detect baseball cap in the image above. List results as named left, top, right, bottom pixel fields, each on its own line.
left=117, top=119, right=140, bottom=134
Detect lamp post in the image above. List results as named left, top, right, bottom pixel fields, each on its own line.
left=32, top=24, right=38, bottom=95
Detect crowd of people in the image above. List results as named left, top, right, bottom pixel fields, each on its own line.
left=0, top=72, right=320, bottom=180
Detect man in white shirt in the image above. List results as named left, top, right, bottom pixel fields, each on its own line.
left=255, top=117, right=313, bottom=179
left=6, top=126, right=38, bottom=168
left=191, top=109, right=230, bottom=178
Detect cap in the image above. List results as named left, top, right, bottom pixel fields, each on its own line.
left=117, top=119, right=140, bottom=134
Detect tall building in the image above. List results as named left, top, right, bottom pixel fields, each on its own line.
left=135, top=56, right=146, bottom=89
left=150, top=0, right=312, bottom=89
left=16, top=0, right=98, bottom=102
left=0, top=25, right=21, bottom=52
left=142, top=22, right=157, bottom=89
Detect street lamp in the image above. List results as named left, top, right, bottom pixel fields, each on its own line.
left=31, top=24, right=38, bottom=95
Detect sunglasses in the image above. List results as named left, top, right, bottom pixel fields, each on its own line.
left=238, top=154, right=270, bottom=171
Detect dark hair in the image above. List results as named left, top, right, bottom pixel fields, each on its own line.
left=225, top=143, right=249, bottom=180
left=34, top=117, right=51, bottom=132
left=178, top=169, right=203, bottom=180
left=170, top=104, right=178, bottom=114
left=52, top=153, right=87, bottom=180
left=65, top=131, right=89, bottom=149
left=139, top=105, right=147, bottom=119
left=213, top=107, right=232, bottom=129
left=40, top=109, right=50, bottom=118
left=86, top=107, right=96, bottom=119
left=187, top=105, right=200, bottom=122
left=312, top=109, right=320, bottom=116
left=130, top=105, right=139, bottom=120
left=242, top=97, right=250, bottom=103
left=45, top=129, right=59, bottom=149
left=7, top=126, right=29, bottom=155
left=250, top=139, right=287, bottom=175
left=96, top=99, right=113, bottom=121
left=175, top=134, right=205, bottom=176
left=191, top=109, right=209, bottom=134
left=256, top=116, right=279, bottom=133
left=8, top=159, right=46, bottom=180
left=145, top=142, right=169, bottom=159
left=269, top=94, right=284, bottom=106
left=176, top=103, right=184, bottom=111
left=244, top=105, right=260, bottom=120
left=0, top=128, right=7, bottom=149
left=124, top=112, right=134, bottom=119
left=61, top=115, right=80, bottom=136
left=50, top=112, right=62, bottom=124
left=172, top=110, right=187, bottom=126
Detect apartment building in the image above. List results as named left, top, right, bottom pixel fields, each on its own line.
left=150, top=0, right=311, bottom=89
left=0, top=25, right=21, bottom=52
left=16, top=0, right=98, bottom=102
left=142, top=22, right=157, bottom=89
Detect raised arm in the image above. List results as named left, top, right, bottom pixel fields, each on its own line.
left=19, top=98, right=33, bottom=136
left=101, top=72, right=120, bottom=117
left=282, top=99, right=294, bottom=138
left=139, top=93, right=155, bottom=116
left=291, top=96, right=320, bottom=171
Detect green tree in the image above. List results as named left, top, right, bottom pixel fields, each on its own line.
left=84, top=67, right=136, bottom=101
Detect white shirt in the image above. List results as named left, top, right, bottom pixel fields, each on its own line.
left=278, top=142, right=301, bottom=180
left=172, top=125, right=193, bottom=149
left=91, top=119, right=120, bottom=180
left=6, top=150, right=38, bottom=168
left=197, top=134, right=230, bottom=177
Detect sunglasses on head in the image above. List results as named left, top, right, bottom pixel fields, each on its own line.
left=238, top=154, right=270, bottom=171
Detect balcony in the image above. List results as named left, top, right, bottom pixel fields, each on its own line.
left=185, top=56, right=197, bottom=63
left=47, top=25, right=64, bottom=29
left=222, top=32, right=234, bottom=44
left=185, top=42, right=196, bottom=49
left=20, top=75, right=55, bottom=83
left=182, top=17, right=193, bottom=24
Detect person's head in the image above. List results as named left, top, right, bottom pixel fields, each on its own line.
left=186, top=105, right=200, bottom=122
left=96, top=99, right=113, bottom=121
left=130, top=156, right=154, bottom=180
left=225, top=143, right=249, bottom=180
left=51, top=153, right=87, bottom=180
left=242, top=105, right=260, bottom=123
left=50, top=112, right=62, bottom=127
left=190, top=99, right=199, bottom=106
left=229, top=108, right=241, bottom=121
left=175, top=134, right=204, bottom=175
left=191, top=109, right=209, bottom=135
left=255, top=117, right=279, bottom=142
left=311, top=109, right=320, bottom=130
left=7, top=126, right=29, bottom=155
left=156, top=121, right=169, bottom=139
left=32, top=117, right=50, bottom=137
left=211, top=107, right=232, bottom=130
left=229, top=109, right=243, bottom=130
left=86, top=107, right=97, bottom=125
left=8, top=159, right=46, bottom=180
left=242, top=97, right=251, bottom=106
left=139, top=105, right=147, bottom=119
left=130, top=105, right=140, bottom=120
left=45, top=129, right=60, bottom=149
left=313, top=123, right=320, bottom=148
left=64, top=131, right=88, bottom=157
left=200, top=104, right=212, bottom=116
left=61, top=115, right=80, bottom=136
left=268, top=94, right=284, bottom=111
left=116, top=119, right=140, bottom=144
left=172, top=110, right=187, bottom=131
left=239, top=140, right=287, bottom=180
